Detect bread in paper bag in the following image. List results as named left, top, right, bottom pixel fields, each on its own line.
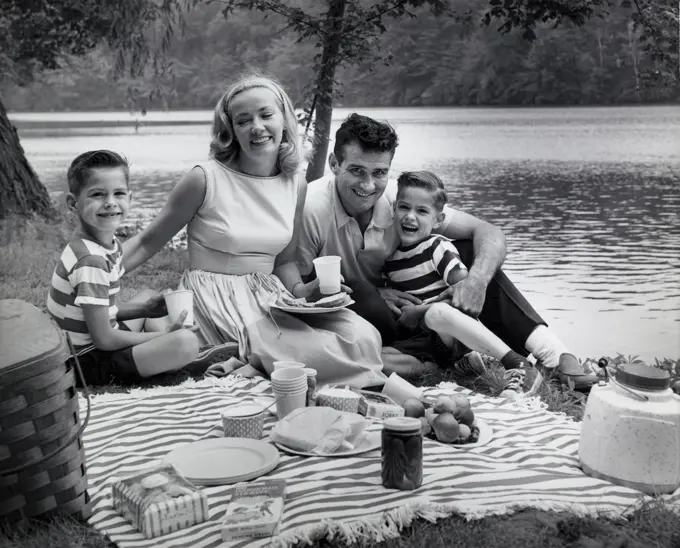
left=269, top=407, right=368, bottom=454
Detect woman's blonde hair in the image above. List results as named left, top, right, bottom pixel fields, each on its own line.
left=209, top=73, right=304, bottom=177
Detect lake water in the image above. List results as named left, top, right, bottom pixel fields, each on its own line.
left=10, top=105, right=680, bottom=361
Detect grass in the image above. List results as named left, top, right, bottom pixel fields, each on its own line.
left=1, top=212, right=679, bottom=548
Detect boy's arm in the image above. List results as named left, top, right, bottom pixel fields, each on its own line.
left=82, top=305, right=164, bottom=351
left=435, top=239, right=469, bottom=287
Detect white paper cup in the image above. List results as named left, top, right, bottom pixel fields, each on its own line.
left=381, top=372, right=424, bottom=406
left=313, top=256, right=342, bottom=295
left=272, top=379, right=308, bottom=394
left=164, top=290, right=194, bottom=326
left=275, top=387, right=308, bottom=419
left=271, top=367, right=306, bottom=384
left=273, top=361, right=306, bottom=371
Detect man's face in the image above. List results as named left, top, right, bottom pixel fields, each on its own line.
left=330, top=143, right=393, bottom=217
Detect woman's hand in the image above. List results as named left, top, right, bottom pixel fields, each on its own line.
left=293, top=278, right=352, bottom=301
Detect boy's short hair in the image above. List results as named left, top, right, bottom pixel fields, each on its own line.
left=67, top=150, right=130, bottom=196
left=396, top=171, right=448, bottom=212
left=334, top=113, right=399, bottom=163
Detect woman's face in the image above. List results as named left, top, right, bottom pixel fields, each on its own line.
left=229, top=87, right=285, bottom=168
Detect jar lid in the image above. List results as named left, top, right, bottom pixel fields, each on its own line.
left=383, top=417, right=422, bottom=432
left=302, top=368, right=317, bottom=377
left=616, top=363, right=670, bottom=391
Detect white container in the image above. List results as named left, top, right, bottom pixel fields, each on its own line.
left=579, top=363, right=680, bottom=494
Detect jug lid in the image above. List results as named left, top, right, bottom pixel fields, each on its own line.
left=616, top=363, right=670, bottom=391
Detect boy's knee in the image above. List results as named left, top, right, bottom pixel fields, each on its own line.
left=425, top=302, right=448, bottom=324
left=171, top=329, right=200, bottom=360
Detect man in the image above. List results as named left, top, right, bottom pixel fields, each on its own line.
left=296, top=113, right=596, bottom=389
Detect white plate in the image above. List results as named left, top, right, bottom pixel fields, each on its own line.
left=274, top=431, right=381, bottom=457
left=272, top=299, right=355, bottom=315
left=163, top=438, right=280, bottom=486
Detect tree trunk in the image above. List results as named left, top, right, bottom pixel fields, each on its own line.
left=627, top=20, right=641, bottom=100
left=0, top=95, right=52, bottom=218
left=305, top=0, right=347, bottom=183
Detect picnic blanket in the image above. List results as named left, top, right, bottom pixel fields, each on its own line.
left=82, top=376, right=680, bottom=548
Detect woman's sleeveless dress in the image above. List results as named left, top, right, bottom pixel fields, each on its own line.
left=179, top=160, right=386, bottom=388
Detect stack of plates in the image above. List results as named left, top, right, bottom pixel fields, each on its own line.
left=163, top=438, right=280, bottom=486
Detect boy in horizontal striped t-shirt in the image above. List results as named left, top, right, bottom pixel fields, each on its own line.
left=384, top=171, right=540, bottom=394
left=47, top=150, right=234, bottom=385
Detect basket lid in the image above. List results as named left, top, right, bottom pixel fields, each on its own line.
left=0, top=299, right=69, bottom=374
left=615, top=362, right=670, bottom=391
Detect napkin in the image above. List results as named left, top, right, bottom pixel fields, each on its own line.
left=269, top=407, right=369, bottom=455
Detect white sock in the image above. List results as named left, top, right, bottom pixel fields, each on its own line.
left=524, top=325, right=569, bottom=369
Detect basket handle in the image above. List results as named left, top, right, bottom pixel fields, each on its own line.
left=0, top=333, right=92, bottom=477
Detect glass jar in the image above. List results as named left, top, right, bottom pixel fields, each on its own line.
left=381, top=417, right=423, bottom=490
left=302, top=368, right=318, bottom=407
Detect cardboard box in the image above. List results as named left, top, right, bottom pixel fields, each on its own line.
left=112, top=464, right=209, bottom=539
left=355, top=390, right=405, bottom=419
left=221, top=479, right=287, bottom=541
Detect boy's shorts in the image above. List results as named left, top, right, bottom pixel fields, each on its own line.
left=67, top=325, right=139, bottom=386
left=68, top=346, right=139, bottom=386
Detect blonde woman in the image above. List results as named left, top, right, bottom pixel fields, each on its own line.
left=123, top=74, right=385, bottom=388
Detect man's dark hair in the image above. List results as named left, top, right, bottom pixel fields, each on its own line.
left=396, top=171, right=448, bottom=212
left=67, top=150, right=130, bottom=196
left=333, top=113, right=399, bottom=163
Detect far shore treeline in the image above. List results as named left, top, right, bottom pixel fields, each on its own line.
left=3, top=1, right=676, bottom=114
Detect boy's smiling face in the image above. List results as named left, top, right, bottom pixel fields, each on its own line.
left=67, top=167, right=131, bottom=245
left=394, top=186, right=445, bottom=247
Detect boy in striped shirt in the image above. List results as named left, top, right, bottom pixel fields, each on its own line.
left=47, top=150, right=233, bottom=385
left=384, top=171, right=541, bottom=394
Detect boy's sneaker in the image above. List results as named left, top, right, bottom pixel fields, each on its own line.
left=186, top=342, right=239, bottom=374
left=451, top=351, right=487, bottom=376
left=500, top=351, right=542, bottom=395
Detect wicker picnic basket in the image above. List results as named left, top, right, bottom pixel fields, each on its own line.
left=0, top=299, right=92, bottom=523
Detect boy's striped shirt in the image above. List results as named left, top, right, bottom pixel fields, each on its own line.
left=47, top=236, right=124, bottom=348
left=384, top=235, right=467, bottom=303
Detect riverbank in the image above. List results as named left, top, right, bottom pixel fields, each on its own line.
left=1, top=212, right=678, bottom=548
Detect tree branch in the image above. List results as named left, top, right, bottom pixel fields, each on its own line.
left=215, top=0, right=326, bottom=36
left=343, top=0, right=408, bottom=36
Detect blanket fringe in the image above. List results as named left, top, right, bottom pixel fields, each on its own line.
left=272, top=497, right=654, bottom=548
left=79, top=374, right=265, bottom=403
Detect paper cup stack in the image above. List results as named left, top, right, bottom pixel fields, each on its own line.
left=273, top=361, right=306, bottom=371
left=271, top=367, right=308, bottom=419
left=221, top=404, right=265, bottom=439
left=316, top=387, right=361, bottom=413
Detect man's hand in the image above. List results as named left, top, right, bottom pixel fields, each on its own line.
left=378, top=287, right=422, bottom=317
left=294, top=278, right=352, bottom=302
left=397, top=304, right=430, bottom=330
left=144, top=294, right=168, bottom=318
left=433, top=275, right=488, bottom=318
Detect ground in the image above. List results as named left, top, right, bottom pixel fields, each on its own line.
left=1, top=212, right=679, bottom=548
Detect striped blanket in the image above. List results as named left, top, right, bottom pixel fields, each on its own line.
left=83, top=376, right=680, bottom=548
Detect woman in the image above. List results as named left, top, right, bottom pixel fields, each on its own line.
left=123, top=74, right=385, bottom=388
